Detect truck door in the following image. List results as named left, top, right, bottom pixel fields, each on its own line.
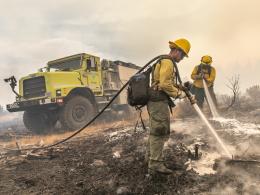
left=85, top=57, right=102, bottom=93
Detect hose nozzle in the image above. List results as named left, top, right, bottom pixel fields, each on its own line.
left=181, top=81, right=196, bottom=105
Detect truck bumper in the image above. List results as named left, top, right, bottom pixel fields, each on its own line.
left=6, top=98, right=64, bottom=112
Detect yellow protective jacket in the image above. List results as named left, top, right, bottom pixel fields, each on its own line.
left=191, top=63, right=216, bottom=88
left=152, top=59, right=182, bottom=98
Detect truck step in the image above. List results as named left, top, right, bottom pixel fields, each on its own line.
left=97, top=101, right=110, bottom=104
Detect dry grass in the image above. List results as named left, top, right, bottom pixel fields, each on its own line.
left=0, top=117, right=139, bottom=150
left=0, top=103, right=197, bottom=151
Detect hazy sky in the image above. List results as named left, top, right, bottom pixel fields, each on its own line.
left=0, top=0, right=259, bottom=106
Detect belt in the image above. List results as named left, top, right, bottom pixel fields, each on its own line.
left=148, top=88, right=168, bottom=102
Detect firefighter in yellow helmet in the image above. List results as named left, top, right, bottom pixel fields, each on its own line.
left=191, top=55, right=218, bottom=109
left=147, top=38, right=191, bottom=174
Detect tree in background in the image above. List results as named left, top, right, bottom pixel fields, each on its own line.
left=225, top=75, right=241, bottom=110
left=246, top=85, right=260, bottom=103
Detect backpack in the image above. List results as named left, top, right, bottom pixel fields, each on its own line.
left=127, top=55, right=182, bottom=108
left=127, top=67, right=152, bottom=107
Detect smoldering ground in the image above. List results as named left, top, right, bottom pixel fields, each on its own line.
left=0, top=1, right=260, bottom=193
left=1, top=112, right=259, bottom=194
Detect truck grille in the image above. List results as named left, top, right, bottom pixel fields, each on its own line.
left=23, top=76, right=46, bottom=98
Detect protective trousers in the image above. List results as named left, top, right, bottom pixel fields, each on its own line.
left=147, top=100, right=170, bottom=169
left=191, top=86, right=218, bottom=108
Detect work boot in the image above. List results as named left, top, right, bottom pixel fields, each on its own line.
left=148, top=160, right=173, bottom=175
left=154, top=165, right=173, bottom=174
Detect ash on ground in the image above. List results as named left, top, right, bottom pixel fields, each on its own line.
left=0, top=116, right=259, bottom=195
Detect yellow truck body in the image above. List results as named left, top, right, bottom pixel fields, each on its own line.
left=6, top=53, right=139, bottom=133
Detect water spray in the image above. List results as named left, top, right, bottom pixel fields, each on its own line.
left=170, top=62, right=232, bottom=158
left=202, top=79, right=219, bottom=118
left=200, top=78, right=260, bottom=165
left=181, top=84, right=232, bottom=159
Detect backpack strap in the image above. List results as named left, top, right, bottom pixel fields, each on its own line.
left=151, top=59, right=162, bottom=84
left=134, top=107, right=147, bottom=132
left=197, top=64, right=201, bottom=74
left=151, top=58, right=178, bottom=85
left=151, top=58, right=177, bottom=115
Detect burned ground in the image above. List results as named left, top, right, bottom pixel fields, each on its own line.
left=0, top=116, right=259, bottom=194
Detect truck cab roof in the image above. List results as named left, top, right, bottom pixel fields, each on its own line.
left=47, top=53, right=99, bottom=66
left=47, top=53, right=140, bottom=70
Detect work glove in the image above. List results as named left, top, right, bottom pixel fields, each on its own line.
left=189, top=95, right=196, bottom=104
left=177, top=91, right=186, bottom=99
left=203, top=74, right=209, bottom=80
left=183, top=81, right=192, bottom=91
left=194, top=74, right=203, bottom=80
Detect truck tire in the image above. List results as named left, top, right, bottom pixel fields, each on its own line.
left=23, top=110, right=57, bottom=134
left=59, top=95, right=96, bottom=131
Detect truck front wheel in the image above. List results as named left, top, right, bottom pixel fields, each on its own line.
left=59, top=95, right=96, bottom=131
left=23, top=110, right=57, bottom=134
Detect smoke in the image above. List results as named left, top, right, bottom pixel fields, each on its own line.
left=0, top=112, right=24, bottom=131
left=0, top=0, right=260, bottom=105
left=210, top=163, right=260, bottom=195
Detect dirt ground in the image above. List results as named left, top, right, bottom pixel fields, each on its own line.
left=0, top=113, right=260, bottom=194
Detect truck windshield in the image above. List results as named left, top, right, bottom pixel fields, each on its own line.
left=48, top=58, right=82, bottom=71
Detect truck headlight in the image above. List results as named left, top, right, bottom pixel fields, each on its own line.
left=56, top=89, right=62, bottom=97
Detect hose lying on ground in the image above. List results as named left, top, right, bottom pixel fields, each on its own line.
left=14, top=55, right=177, bottom=152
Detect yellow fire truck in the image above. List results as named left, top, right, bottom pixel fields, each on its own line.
left=6, top=53, right=139, bottom=133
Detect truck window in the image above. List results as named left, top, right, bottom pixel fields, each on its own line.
left=86, top=59, right=91, bottom=70
left=49, top=58, right=81, bottom=71
left=86, top=57, right=97, bottom=71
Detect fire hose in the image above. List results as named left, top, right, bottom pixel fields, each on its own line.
left=8, top=54, right=194, bottom=152
left=4, top=56, right=259, bottom=165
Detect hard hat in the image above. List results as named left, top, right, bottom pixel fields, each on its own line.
left=169, top=38, right=191, bottom=57
left=201, top=55, right=212, bottom=64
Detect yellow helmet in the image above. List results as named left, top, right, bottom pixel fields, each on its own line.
left=201, top=55, right=212, bottom=64
left=169, top=38, right=191, bottom=57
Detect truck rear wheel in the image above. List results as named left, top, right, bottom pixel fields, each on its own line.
left=23, top=110, right=57, bottom=134
left=59, top=95, right=96, bottom=131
